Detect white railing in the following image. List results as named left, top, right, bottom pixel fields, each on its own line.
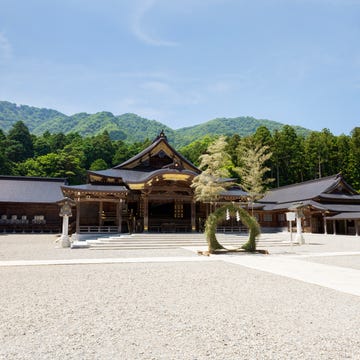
left=79, top=226, right=119, bottom=233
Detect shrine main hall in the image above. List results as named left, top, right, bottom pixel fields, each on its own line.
left=61, top=131, right=247, bottom=234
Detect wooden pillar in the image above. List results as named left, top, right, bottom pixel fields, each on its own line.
left=295, top=211, right=305, bottom=245
left=191, top=200, right=196, bottom=232
left=117, top=199, right=123, bottom=233
left=76, top=202, right=80, bottom=234
left=323, top=215, right=327, bottom=235
left=333, top=220, right=337, bottom=235
left=143, top=194, right=149, bottom=232
left=99, top=201, right=103, bottom=227
left=344, top=220, right=347, bottom=235
left=355, top=220, right=359, bottom=236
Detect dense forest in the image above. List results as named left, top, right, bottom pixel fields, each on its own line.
left=1, top=120, right=360, bottom=191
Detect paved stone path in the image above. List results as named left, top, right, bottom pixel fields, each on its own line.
left=219, top=253, right=360, bottom=297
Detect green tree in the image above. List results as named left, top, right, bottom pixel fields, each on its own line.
left=348, top=127, right=360, bottom=190
left=235, top=139, right=274, bottom=212
left=179, top=135, right=216, bottom=166
left=0, top=129, right=11, bottom=174
left=81, top=131, right=114, bottom=168
left=271, top=126, right=304, bottom=186
left=90, top=158, right=108, bottom=171
left=17, top=151, right=86, bottom=184
left=6, top=121, right=34, bottom=161
left=335, top=134, right=351, bottom=178
left=33, top=136, right=52, bottom=157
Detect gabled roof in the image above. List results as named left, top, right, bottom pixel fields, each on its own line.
left=0, top=176, right=67, bottom=203
left=113, top=131, right=200, bottom=174
left=259, top=174, right=357, bottom=205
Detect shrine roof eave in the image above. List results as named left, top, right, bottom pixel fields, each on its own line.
left=259, top=200, right=327, bottom=211
left=89, top=168, right=198, bottom=184
left=326, top=212, right=360, bottom=220
left=61, top=184, right=128, bottom=196
left=318, top=193, right=360, bottom=202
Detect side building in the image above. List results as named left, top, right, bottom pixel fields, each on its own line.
left=255, top=174, right=360, bottom=236
left=0, top=176, right=67, bottom=233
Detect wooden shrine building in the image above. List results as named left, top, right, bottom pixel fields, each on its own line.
left=0, top=176, right=67, bottom=233
left=61, top=131, right=248, bottom=234
left=255, top=174, right=360, bottom=236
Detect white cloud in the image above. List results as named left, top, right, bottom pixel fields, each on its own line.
left=0, top=32, right=12, bottom=61
left=131, top=0, right=178, bottom=46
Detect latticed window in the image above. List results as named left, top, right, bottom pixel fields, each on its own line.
left=174, top=202, right=183, bottom=218
left=264, top=214, right=273, bottom=222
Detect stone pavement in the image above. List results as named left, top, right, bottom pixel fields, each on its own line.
left=218, top=252, right=360, bottom=297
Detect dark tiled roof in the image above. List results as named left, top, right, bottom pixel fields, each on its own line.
left=326, top=212, right=360, bottom=220
left=259, top=174, right=351, bottom=204
left=0, top=176, right=67, bottom=203
left=321, top=204, right=360, bottom=212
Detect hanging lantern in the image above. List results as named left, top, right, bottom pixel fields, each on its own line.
left=226, top=208, right=230, bottom=221
left=236, top=210, right=240, bottom=222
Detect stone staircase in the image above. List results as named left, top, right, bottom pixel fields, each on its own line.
left=72, top=232, right=293, bottom=250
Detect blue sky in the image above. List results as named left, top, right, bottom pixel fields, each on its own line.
left=0, top=0, right=359, bottom=135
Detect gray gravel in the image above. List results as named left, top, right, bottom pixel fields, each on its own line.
left=1, top=233, right=360, bottom=359
left=1, top=260, right=360, bottom=360
left=0, top=234, right=194, bottom=261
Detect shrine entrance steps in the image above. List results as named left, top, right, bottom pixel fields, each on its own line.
left=73, top=232, right=292, bottom=250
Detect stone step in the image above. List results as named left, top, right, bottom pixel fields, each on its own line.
left=83, top=232, right=294, bottom=250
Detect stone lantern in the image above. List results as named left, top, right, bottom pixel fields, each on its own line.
left=57, top=197, right=76, bottom=248
left=289, top=202, right=306, bottom=245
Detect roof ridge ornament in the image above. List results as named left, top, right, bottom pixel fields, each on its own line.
left=154, top=130, right=167, bottom=142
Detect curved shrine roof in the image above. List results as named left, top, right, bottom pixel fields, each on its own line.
left=259, top=174, right=357, bottom=205
left=89, top=168, right=198, bottom=184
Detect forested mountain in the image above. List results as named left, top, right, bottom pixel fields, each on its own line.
left=0, top=100, right=309, bottom=147
left=175, top=117, right=310, bottom=146
left=1, top=108, right=360, bottom=190
left=0, top=101, right=67, bottom=132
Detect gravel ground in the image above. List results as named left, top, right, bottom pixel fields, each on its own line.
left=1, top=261, right=360, bottom=360
left=1, top=233, right=360, bottom=359
left=0, top=234, right=194, bottom=261
left=1, top=233, right=360, bottom=261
